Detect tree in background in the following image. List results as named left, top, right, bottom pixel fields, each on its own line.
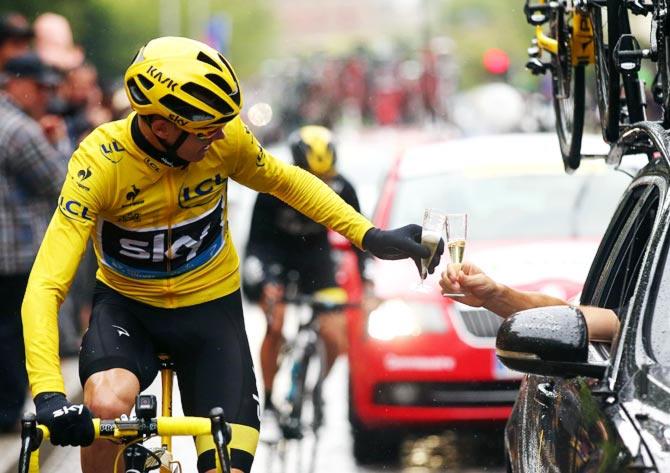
left=2, top=0, right=276, bottom=83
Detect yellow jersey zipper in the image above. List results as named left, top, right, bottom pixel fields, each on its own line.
left=164, top=169, right=175, bottom=306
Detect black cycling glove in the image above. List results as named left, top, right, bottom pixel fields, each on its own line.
left=35, top=392, right=94, bottom=447
left=363, top=224, right=444, bottom=275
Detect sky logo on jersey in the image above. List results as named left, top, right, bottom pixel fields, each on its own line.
left=100, top=198, right=225, bottom=279
left=100, top=140, right=126, bottom=163
left=58, top=196, right=94, bottom=223
left=178, top=173, right=227, bottom=209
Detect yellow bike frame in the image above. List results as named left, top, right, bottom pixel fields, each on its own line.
left=533, top=0, right=595, bottom=65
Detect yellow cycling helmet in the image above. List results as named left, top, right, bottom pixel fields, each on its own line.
left=289, top=125, right=337, bottom=179
left=124, top=36, right=242, bottom=135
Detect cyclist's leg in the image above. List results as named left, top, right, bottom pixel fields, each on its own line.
left=243, top=253, right=286, bottom=408
left=78, top=282, right=160, bottom=473
left=259, top=280, right=286, bottom=408
left=168, top=290, right=260, bottom=473
left=300, top=249, right=348, bottom=377
left=313, top=288, right=348, bottom=376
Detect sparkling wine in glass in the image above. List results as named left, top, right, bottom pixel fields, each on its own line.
left=415, top=208, right=446, bottom=292
left=443, top=213, right=468, bottom=297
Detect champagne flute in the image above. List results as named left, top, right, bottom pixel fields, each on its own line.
left=415, top=208, right=446, bottom=292
left=443, top=213, right=468, bottom=297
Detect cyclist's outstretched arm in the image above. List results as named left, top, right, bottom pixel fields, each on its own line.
left=227, top=118, right=441, bottom=268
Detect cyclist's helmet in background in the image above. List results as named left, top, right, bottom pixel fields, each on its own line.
left=124, top=36, right=242, bottom=135
left=289, top=125, right=337, bottom=179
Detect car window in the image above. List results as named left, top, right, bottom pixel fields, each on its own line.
left=583, top=183, right=661, bottom=313
left=644, top=210, right=670, bottom=365
left=387, top=171, right=630, bottom=240
left=601, top=188, right=659, bottom=310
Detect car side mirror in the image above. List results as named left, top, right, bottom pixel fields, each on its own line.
left=495, top=306, right=606, bottom=379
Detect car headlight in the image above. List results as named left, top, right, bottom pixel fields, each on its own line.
left=366, top=299, right=447, bottom=341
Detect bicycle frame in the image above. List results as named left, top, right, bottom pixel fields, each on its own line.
left=571, top=7, right=596, bottom=65
left=529, top=1, right=595, bottom=66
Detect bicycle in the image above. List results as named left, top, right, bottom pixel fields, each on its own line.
left=524, top=0, right=655, bottom=170
left=262, top=290, right=352, bottom=473
left=525, top=0, right=594, bottom=170
left=19, top=355, right=233, bottom=473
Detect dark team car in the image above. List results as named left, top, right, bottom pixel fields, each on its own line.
left=497, top=126, right=670, bottom=472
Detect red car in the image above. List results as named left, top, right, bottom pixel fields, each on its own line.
left=343, top=133, right=632, bottom=463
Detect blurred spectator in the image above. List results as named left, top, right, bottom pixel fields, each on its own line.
left=33, top=12, right=83, bottom=72
left=0, top=12, right=33, bottom=70
left=32, top=13, right=98, bottom=352
left=0, top=52, right=66, bottom=432
left=110, top=86, right=131, bottom=119
left=58, top=62, right=112, bottom=145
left=246, top=40, right=459, bottom=143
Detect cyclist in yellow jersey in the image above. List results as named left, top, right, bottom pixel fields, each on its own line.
left=21, top=37, right=443, bottom=473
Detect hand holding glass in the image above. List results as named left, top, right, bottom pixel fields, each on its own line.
left=443, top=213, right=468, bottom=297
left=415, top=209, right=446, bottom=291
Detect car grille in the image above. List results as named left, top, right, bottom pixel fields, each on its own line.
left=374, top=381, right=520, bottom=407
left=454, top=307, right=503, bottom=338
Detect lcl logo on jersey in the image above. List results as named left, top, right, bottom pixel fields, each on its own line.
left=100, top=140, right=126, bottom=163
left=178, top=173, right=227, bottom=208
left=58, top=196, right=94, bottom=222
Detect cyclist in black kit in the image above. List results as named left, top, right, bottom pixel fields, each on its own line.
left=243, top=126, right=369, bottom=439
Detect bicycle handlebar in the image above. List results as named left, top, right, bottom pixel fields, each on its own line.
left=30, top=416, right=215, bottom=444
left=20, top=412, right=232, bottom=473
left=283, top=294, right=359, bottom=313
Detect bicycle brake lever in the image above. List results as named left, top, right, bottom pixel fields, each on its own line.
left=209, top=407, right=232, bottom=473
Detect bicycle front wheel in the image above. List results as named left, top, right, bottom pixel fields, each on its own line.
left=591, top=2, right=620, bottom=143
left=551, top=7, right=585, bottom=171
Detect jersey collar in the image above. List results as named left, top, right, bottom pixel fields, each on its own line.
left=130, top=114, right=189, bottom=168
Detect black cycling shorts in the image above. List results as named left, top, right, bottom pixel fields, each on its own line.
left=243, top=245, right=338, bottom=302
left=79, top=282, right=260, bottom=472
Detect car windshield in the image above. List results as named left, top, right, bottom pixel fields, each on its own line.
left=387, top=171, right=631, bottom=240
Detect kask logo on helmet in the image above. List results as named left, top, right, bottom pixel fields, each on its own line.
left=146, top=65, right=178, bottom=92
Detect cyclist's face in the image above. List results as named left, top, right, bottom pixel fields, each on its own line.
left=155, top=121, right=225, bottom=162
left=177, top=127, right=225, bottom=162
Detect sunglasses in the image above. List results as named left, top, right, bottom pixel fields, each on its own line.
left=193, top=127, right=224, bottom=142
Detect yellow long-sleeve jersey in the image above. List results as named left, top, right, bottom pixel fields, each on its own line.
left=22, top=113, right=373, bottom=396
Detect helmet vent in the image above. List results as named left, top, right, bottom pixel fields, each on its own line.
left=211, top=116, right=232, bottom=125
left=137, top=74, right=154, bottom=90
left=205, top=73, right=241, bottom=107
left=182, top=82, right=234, bottom=116
left=159, top=94, right=214, bottom=122
left=126, top=78, right=151, bottom=105
left=218, top=54, right=235, bottom=76
left=196, top=51, right=223, bottom=71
